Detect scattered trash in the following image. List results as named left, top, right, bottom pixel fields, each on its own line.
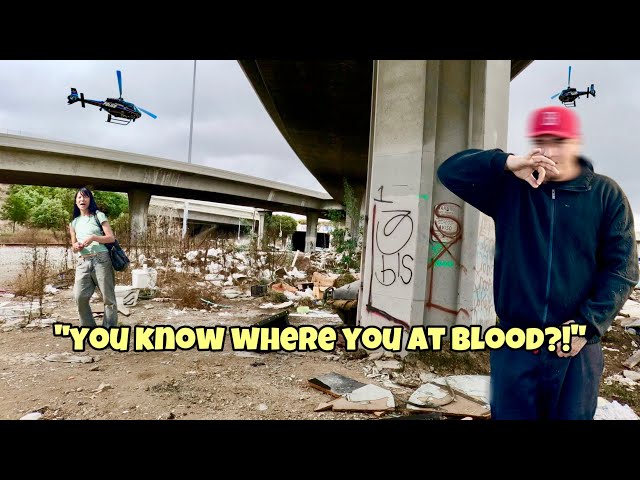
left=114, top=285, right=139, bottom=307
left=259, top=301, right=293, bottom=309
left=622, top=350, right=640, bottom=369
left=308, top=372, right=368, bottom=397
left=20, top=412, right=43, bottom=420
left=250, top=285, right=268, bottom=297
left=253, top=310, right=289, bottom=329
left=594, top=397, right=640, bottom=420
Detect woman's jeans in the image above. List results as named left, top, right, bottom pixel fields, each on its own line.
left=74, top=251, right=118, bottom=328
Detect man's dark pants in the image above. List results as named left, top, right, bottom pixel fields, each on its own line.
left=490, top=342, right=604, bottom=420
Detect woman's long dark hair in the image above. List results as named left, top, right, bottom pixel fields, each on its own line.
left=72, top=187, right=99, bottom=219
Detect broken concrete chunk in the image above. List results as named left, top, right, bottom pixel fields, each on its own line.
left=20, top=412, right=43, bottom=420
left=408, top=383, right=454, bottom=408
left=623, top=350, right=640, bottom=369
left=594, top=397, right=640, bottom=420
left=620, top=318, right=640, bottom=328
left=44, top=353, right=94, bottom=364
left=433, top=375, right=491, bottom=406
left=346, top=384, right=395, bottom=408
left=374, top=359, right=403, bottom=372
left=623, top=370, right=640, bottom=382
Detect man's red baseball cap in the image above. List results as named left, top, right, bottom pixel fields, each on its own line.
left=527, top=105, right=581, bottom=139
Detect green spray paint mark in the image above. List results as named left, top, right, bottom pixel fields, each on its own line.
left=429, top=242, right=454, bottom=268
left=419, top=194, right=429, bottom=200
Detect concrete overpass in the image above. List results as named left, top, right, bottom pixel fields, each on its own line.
left=149, top=196, right=257, bottom=226
left=238, top=60, right=532, bottom=205
left=239, top=60, right=535, bottom=336
left=0, top=133, right=340, bottom=244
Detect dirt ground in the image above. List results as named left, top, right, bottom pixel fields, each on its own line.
left=0, top=282, right=639, bottom=421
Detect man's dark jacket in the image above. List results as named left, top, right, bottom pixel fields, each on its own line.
left=437, top=148, right=639, bottom=342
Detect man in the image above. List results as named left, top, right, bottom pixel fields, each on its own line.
left=437, top=105, right=639, bottom=420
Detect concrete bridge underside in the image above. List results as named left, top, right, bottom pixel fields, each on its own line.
left=0, top=134, right=339, bottom=244
left=239, top=59, right=533, bottom=339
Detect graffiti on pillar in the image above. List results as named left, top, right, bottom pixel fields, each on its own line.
left=425, top=202, right=468, bottom=319
left=365, top=185, right=414, bottom=329
left=472, top=213, right=496, bottom=328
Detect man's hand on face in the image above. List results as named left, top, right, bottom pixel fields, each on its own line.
left=505, top=148, right=560, bottom=188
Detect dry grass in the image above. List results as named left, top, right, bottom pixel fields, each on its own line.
left=156, top=269, right=221, bottom=309
left=0, top=227, right=64, bottom=245
left=404, top=343, right=491, bottom=376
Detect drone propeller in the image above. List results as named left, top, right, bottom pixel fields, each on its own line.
left=137, top=106, right=157, bottom=119
left=117, top=70, right=123, bottom=98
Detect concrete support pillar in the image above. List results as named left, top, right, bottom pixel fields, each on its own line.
left=257, top=210, right=271, bottom=250
left=344, top=184, right=365, bottom=245
left=358, top=60, right=510, bottom=335
left=182, top=201, right=189, bottom=238
left=128, top=189, right=151, bottom=243
left=305, top=211, right=318, bottom=252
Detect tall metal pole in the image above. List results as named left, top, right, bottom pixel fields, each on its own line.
left=183, top=60, right=196, bottom=239
left=187, top=59, right=197, bottom=164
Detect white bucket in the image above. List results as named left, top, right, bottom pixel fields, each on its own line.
left=132, top=269, right=150, bottom=289
left=114, top=285, right=139, bottom=307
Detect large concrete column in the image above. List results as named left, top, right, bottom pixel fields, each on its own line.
left=358, top=60, right=510, bottom=334
left=344, top=184, right=366, bottom=244
left=257, top=210, right=271, bottom=250
left=305, top=211, right=318, bottom=252
left=128, top=189, right=151, bottom=243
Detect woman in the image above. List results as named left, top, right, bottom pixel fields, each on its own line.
left=69, top=187, right=118, bottom=328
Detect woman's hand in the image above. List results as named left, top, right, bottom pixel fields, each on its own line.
left=82, top=235, right=95, bottom=248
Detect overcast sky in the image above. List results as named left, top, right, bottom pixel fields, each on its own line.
left=1, top=60, right=639, bottom=220
left=0, top=60, right=326, bottom=194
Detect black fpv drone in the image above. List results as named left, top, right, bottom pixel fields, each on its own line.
left=67, top=70, right=157, bottom=125
left=550, top=65, right=596, bottom=107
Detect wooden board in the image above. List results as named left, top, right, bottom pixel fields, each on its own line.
left=331, top=397, right=392, bottom=412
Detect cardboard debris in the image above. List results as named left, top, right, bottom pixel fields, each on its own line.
left=406, top=376, right=491, bottom=419
left=331, top=397, right=392, bottom=412
left=296, top=282, right=314, bottom=291
left=314, top=398, right=339, bottom=412
left=408, top=386, right=491, bottom=419
left=312, top=382, right=395, bottom=413
left=270, top=282, right=298, bottom=294
left=312, top=272, right=340, bottom=288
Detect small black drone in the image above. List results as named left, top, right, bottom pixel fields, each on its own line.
left=550, top=65, right=596, bottom=107
left=67, top=70, right=157, bottom=125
